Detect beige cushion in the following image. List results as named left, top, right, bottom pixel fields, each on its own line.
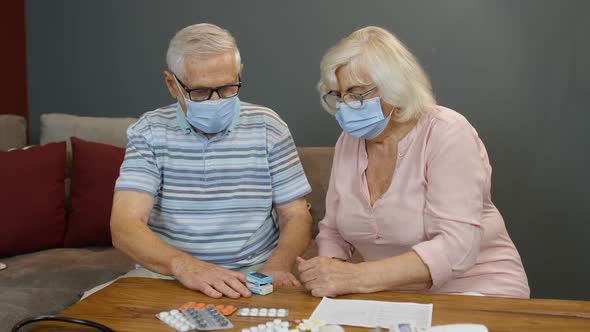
left=40, top=113, right=137, bottom=149
left=0, top=115, right=27, bottom=151
left=297, top=147, right=334, bottom=236
left=40, top=114, right=138, bottom=212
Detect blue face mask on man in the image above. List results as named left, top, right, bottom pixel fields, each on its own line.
left=335, top=97, right=392, bottom=139
left=175, top=79, right=240, bottom=134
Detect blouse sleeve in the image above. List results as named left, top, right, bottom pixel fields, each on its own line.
left=412, top=117, right=486, bottom=289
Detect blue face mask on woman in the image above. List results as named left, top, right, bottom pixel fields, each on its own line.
left=175, top=79, right=240, bottom=134
left=335, top=97, right=392, bottom=139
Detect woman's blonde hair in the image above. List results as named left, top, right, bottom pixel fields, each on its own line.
left=318, top=26, right=436, bottom=122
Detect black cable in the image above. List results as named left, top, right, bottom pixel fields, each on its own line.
left=12, top=315, right=114, bottom=332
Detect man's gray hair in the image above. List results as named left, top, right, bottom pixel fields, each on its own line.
left=166, top=23, right=241, bottom=80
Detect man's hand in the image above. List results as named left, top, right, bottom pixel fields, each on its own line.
left=258, top=264, right=301, bottom=287
left=172, top=258, right=251, bottom=299
left=296, top=256, right=364, bottom=297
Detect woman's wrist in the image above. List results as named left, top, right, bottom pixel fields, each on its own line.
left=352, top=261, right=379, bottom=293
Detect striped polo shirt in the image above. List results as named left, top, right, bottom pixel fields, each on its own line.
left=115, top=99, right=311, bottom=270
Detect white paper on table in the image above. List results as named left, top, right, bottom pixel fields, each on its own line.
left=309, top=297, right=433, bottom=329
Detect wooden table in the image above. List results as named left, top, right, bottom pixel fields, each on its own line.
left=30, top=278, right=590, bottom=331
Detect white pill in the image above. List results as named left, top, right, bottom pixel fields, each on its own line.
left=240, top=308, right=250, bottom=315
left=258, top=324, right=266, bottom=329
left=266, top=322, right=274, bottom=327
left=268, top=308, right=277, bottom=315
left=250, top=327, right=259, bottom=332
left=260, top=308, right=268, bottom=315
left=281, top=321, right=289, bottom=328
left=170, top=309, right=179, bottom=315
left=159, top=311, right=169, bottom=318
left=273, top=319, right=281, bottom=325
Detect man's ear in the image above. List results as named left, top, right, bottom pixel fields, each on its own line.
left=163, top=70, right=178, bottom=98
left=239, top=64, right=244, bottom=79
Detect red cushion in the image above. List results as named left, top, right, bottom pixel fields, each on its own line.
left=65, top=137, right=125, bottom=247
left=0, top=142, right=66, bottom=257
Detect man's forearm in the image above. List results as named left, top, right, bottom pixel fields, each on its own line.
left=111, top=217, right=202, bottom=276
left=264, top=213, right=312, bottom=270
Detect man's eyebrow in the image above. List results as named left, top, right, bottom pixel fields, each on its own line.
left=187, top=78, right=240, bottom=90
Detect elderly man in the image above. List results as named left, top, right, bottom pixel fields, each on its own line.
left=110, top=23, right=312, bottom=298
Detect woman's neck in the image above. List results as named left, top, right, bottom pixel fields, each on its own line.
left=368, top=117, right=418, bottom=146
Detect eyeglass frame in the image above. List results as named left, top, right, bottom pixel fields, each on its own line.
left=322, top=86, right=378, bottom=110
left=174, top=75, right=242, bottom=102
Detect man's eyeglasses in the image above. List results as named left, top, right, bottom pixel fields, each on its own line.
left=322, top=86, right=378, bottom=110
left=175, top=75, right=242, bottom=102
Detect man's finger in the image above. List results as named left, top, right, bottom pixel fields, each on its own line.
left=213, top=281, right=240, bottom=299
left=225, top=276, right=252, bottom=297
left=231, top=271, right=247, bottom=283
left=273, top=277, right=284, bottom=287
left=288, top=273, right=302, bottom=287
left=295, top=256, right=306, bottom=264
left=200, top=284, right=223, bottom=298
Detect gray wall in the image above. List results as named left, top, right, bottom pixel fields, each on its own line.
left=26, top=0, right=589, bottom=300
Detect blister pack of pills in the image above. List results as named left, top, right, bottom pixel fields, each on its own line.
left=178, top=302, right=237, bottom=316
left=156, top=306, right=233, bottom=331
left=237, top=307, right=289, bottom=317
left=240, top=318, right=292, bottom=332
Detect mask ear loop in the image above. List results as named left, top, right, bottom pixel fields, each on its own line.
left=173, top=76, right=190, bottom=113
left=384, top=104, right=397, bottom=120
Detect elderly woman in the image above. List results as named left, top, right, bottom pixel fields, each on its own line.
left=296, top=26, right=530, bottom=298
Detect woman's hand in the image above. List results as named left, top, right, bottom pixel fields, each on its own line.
left=296, top=256, right=366, bottom=297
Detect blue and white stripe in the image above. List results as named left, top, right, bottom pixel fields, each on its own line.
left=115, top=100, right=311, bottom=269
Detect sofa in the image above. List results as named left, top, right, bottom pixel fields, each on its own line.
left=0, top=113, right=337, bottom=330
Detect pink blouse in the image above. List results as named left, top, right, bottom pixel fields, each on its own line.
left=316, top=106, right=530, bottom=298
